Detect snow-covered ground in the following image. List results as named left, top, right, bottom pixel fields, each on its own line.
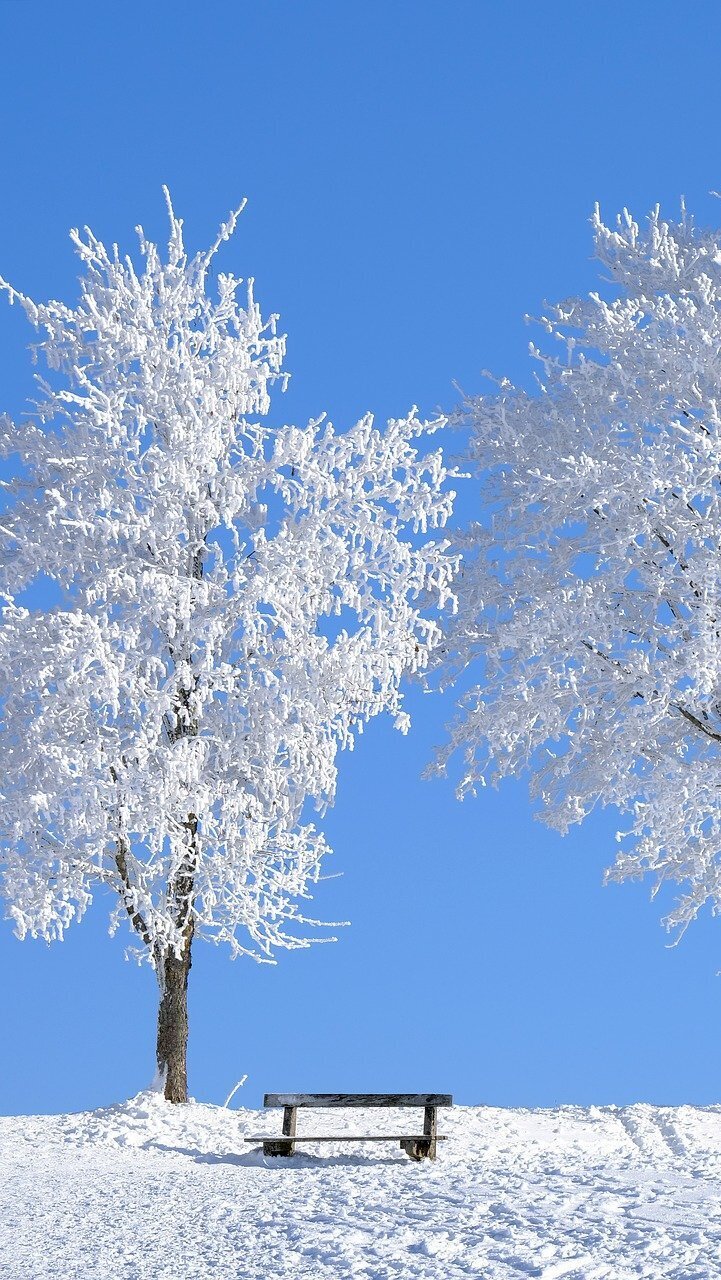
left=1, top=1093, right=720, bottom=1278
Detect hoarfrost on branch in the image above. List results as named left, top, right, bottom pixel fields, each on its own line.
left=0, top=191, right=456, bottom=964
left=439, top=200, right=721, bottom=933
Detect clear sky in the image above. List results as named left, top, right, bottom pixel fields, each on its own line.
left=2, top=0, right=721, bottom=1116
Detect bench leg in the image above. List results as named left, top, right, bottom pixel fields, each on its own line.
left=263, top=1105, right=297, bottom=1156
left=400, top=1106, right=437, bottom=1160
left=400, top=1137, right=430, bottom=1161
left=263, top=1139, right=294, bottom=1156
left=424, top=1105, right=438, bottom=1160
left=281, top=1104, right=297, bottom=1155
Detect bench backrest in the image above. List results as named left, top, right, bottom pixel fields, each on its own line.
left=264, top=1093, right=452, bottom=1108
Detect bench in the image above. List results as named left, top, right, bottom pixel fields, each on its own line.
left=244, top=1093, right=452, bottom=1161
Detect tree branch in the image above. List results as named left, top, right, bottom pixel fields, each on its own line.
left=114, top=835, right=153, bottom=949
left=581, top=640, right=721, bottom=745
left=674, top=704, right=721, bottom=744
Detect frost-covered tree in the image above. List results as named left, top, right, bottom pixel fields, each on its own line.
left=0, top=192, right=455, bottom=1101
left=439, top=200, right=721, bottom=939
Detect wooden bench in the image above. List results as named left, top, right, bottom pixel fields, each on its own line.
left=244, top=1093, right=452, bottom=1161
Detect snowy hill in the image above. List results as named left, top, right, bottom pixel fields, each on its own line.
left=1, top=1094, right=720, bottom=1278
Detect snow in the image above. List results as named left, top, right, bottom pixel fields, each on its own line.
left=1, top=1093, right=720, bottom=1277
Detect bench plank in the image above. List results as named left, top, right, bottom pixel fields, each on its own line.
left=264, top=1093, right=452, bottom=1108
left=244, top=1134, right=448, bottom=1143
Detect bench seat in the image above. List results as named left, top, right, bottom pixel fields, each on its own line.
left=244, top=1134, right=448, bottom=1142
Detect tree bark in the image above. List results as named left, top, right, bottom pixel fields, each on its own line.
left=155, top=921, right=194, bottom=1104
left=146, top=543, right=205, bottom=1103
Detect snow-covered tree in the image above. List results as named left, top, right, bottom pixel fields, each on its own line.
left=438, top=199, right=721, bottom=939
left=0, top=192, right=455, bottom=1101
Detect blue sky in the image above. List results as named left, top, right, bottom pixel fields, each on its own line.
left=2, top=0, right=721, bottom=1115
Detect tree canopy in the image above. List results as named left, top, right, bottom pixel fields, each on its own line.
left=0, top=191, right=456, bottom=967
left=439, top=201, right=721, bottom=935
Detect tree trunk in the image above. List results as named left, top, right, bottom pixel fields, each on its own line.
left=155, top=924, right=193, bottom=1104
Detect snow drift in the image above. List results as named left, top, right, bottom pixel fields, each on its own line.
left=1, top=1093, right=720, bottom=1277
